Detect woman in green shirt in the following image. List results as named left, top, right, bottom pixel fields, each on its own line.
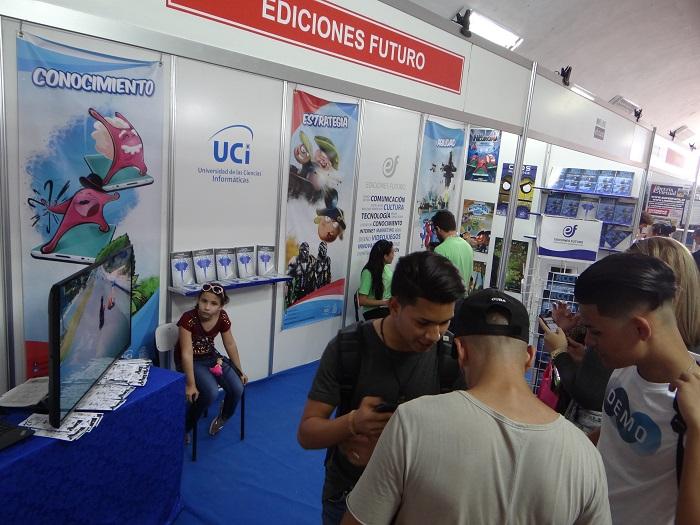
left=358, top=239, right=394, bottom=320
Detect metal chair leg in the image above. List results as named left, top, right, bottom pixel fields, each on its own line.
left=192, top=417, right=198, bottom=462
left=240, top=389, right=245, bottom=441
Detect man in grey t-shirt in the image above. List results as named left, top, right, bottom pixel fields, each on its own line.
left=343, top=289, right=611, bottom=525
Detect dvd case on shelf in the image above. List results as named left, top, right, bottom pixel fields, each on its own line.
left=193, top=248, right=216, bottom=283
left=235, top=246, right=256, bottom=278
left=214, top=248, right=237, bottom=281
left=256, top=245, right=276, bottom=276
left=170, top=251, right=195, bottom=287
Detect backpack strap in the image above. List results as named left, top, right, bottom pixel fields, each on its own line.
left=336, top=322, right=366, bottom=417
left=671, top=359, right=699, bottom=486
left=671, top=395, right=686, bottom=487
left=436, top=330, right=462, bottom=393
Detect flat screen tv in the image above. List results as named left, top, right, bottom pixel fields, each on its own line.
left=47, top=243, right=133, bottom=427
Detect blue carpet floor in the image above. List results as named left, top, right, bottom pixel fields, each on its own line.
left=175, top=361, right=326, bottom=524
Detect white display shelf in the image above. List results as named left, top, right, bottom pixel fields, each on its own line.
left=169, top=275, right=291, bottom=296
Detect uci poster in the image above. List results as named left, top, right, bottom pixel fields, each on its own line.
left=412, top=120, right=465, bottom=251
left=283, top=90, right=358, bottom=330
left=17, top=34, right=164, bottom=376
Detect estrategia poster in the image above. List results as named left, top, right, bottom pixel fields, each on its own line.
left=17, top=33, right=164, bottom=375
left=283, top=90, right=358, bottom=330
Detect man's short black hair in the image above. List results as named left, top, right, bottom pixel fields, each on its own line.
left=391, top=251, right=465, bottom=305
left=574, top=252, right=676, bottom=317
left=431, top=210, right=457, bottom=232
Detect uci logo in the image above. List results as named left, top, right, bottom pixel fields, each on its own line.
left=210, top=124, right=253, bottom=165
left=562, top=225, right=578, bottom=238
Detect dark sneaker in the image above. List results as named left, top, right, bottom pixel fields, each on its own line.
left=209, top=416, right=225, bottom=436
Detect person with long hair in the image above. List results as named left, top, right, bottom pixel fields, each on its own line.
left=628, top=236, right=700, bottom=351
left=357, top=240, right=394, bottom=320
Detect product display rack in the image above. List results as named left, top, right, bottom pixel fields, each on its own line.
left=168, top=275, right=291, bottom=296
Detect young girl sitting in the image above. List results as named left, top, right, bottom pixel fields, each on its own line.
left=357, top=239, right=394, bottom=320
left=175, top=282, right=248, bottom=437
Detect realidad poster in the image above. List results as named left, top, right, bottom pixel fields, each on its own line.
left=283, top=90, right=358, bottom=330
left=17, top=33, right=164, bottom=376
left=412, top=120, right=464, bottom=250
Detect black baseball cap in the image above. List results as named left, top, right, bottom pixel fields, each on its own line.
left=452, top=288, right=530, bottom=343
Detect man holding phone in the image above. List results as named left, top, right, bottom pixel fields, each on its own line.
left=297, top=251, right=465, bottom=525
left=342, top=289, right=611, bottom=524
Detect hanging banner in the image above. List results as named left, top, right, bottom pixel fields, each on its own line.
left=465, top=128, right=501, bottom=183
left=345, top=102, right=420, bottom=324
left=17, top=34, right=164, bottom=376
left=646, top=184, right=689, bottom=226
left=283, top=90, right=358, bottom=330
left=538, top=216, right=602, bottom=262
left=166, top=0, right=465, bottom=93
left=496, top=164, right=538, bottom=218
left=412, top=120, right=464, bottom=250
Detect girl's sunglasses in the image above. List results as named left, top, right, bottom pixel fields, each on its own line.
left=201, top=283, right=224, bottom=295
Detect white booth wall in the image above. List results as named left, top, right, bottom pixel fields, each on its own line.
left=0, top=0, right=655, bottom=389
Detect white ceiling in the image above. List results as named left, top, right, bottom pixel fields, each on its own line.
left=415, top=0, right=700, bottom=145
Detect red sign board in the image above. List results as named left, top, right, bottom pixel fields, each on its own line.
left=166, top=0, right=465, bottom=93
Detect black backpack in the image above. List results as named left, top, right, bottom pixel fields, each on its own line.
left=334, top=321, right=462, bottom=417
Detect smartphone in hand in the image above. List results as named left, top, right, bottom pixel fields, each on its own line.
left=375, top=402, right=398, bottom=413
left=539, top=315, right=558, bottom=333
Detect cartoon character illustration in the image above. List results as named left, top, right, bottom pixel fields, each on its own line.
left=498, top=169, right=535, bottom=218
left=89, top=108, right=147, bottom=185
left=314, top=188, right=346, bottom=243
left=314, top=242, right=331, bottom=288
left=286, top=241, right=316, bottom=306
left=38, top=173, right=119, bottom=254
left=440, top=151, right=458, bottom=188
left=289, top=132, right=341, bottom=203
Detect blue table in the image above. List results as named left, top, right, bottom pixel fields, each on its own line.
left=0, top=366, right=185, bottom=525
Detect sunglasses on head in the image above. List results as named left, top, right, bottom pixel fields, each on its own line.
left=201, top=283, right=224, bottom=295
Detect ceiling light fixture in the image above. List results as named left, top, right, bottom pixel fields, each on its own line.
left=454, top=9, right=523, bottom=50
left=570, top=84, right=595, bottom=101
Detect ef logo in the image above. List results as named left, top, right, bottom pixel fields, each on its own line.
left=382, top=156, right=399, bottom=177
left=563, top=225, right=578, bottom=238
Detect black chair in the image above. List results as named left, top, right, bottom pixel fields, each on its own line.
left=156, top=323, right=245, bottom=462
left=353, top=289, right=360, bottom=322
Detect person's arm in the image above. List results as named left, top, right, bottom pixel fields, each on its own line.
left=178, top=326, right=199, bottom=402
left=344, top=409, right=407, bottom=524
left=671, top=368, right=700, bottom=525
left=588, top=428, right=600, bottom=445
left=221, top=329, right=247, bottom=384
left=575, top=450, right=612, bottom=524
left=297, top=396, right=391, bottom=449
left=357, top=269, right=388, bottom=308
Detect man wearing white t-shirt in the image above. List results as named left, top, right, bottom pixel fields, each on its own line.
left=342, top=289, right=611, bottom=525
left=574, top=252, right=700, bottom=525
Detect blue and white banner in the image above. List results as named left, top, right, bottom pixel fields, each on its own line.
left=538, top=215, right=602, bottom=262
left=412, top=120, right=465, bottom=251
left=17, top=33, right=164, bottom=375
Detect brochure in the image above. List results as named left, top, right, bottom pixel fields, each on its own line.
left=594, top=171, right=615, bottom=195
left=612, top=202, right=635, bottom=226
left=560, top=193, right=581, bottom=218
left=192, top=249, right=216, bottom=283
left=214, top=248, right=237, bottom=281
left=596, top=197, right=616, bottom=222
left=256, top=245, right=276, bottom=276
left=236, top=246, right=256, bottom=278
left=612, top=171, right=634, bottom=196
left=170, top=251, right=195, bottom=287
left=544, top=193, right=564, bottom=215
left=577, top=197, right=599, bottom=220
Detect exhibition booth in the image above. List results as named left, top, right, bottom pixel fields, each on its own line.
left=0, top=0, right=698, bottom=521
